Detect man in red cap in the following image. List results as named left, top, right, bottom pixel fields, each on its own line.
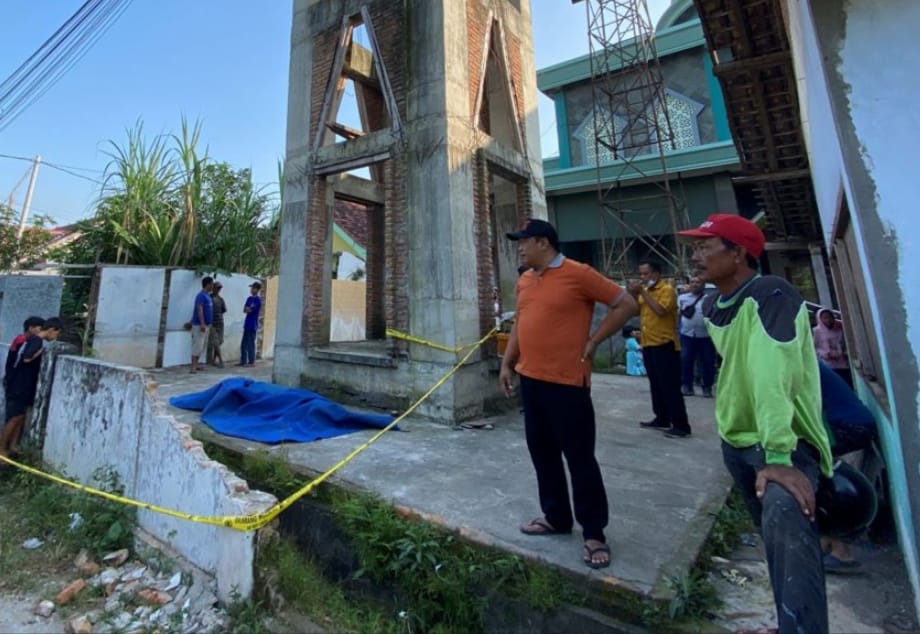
left=679, top=213, right=833, bottom=634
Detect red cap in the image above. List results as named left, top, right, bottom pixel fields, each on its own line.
left=678, top=214, right=766, bottom=258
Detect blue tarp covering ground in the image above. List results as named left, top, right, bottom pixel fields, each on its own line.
left=169, top=377, right=395, bottom=444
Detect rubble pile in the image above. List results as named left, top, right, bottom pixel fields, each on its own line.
left=32, top=548, right=231, bottom=634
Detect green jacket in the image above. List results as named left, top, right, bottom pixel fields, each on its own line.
left=704, top=275, right=833, bottom=476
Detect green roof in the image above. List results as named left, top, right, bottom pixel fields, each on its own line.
left=537, top=19, right=704, bottom=94
left=543, top=141, right=739, bottom=193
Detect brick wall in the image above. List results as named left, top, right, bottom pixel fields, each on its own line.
left=472, top=151, right=495, bottom=340
left=467, top=1, right=488, bottom=118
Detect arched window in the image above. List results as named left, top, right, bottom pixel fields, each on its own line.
left=572, top=89, right=704, bottom=165
left=654, top=90, right=704, bottom=150
left=573, top=109, right=627, bottom=166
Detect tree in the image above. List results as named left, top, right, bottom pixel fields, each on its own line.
left=0, top=204, right=53, bottom=273
left=59, top=118, right=281, bottom=277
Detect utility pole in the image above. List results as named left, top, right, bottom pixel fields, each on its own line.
left=17, top=155, right=41, bottom=239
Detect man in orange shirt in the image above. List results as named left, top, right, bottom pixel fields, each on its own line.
left=500, top=219, right=638, bottom=569
left=630, top=259, right=691, bottom=438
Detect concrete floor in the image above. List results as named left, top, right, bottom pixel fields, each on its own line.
left=144, top=360, right=920, bottom=631
left=152, top=359, right=730, bottom=601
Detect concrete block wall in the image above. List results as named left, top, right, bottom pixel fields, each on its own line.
left=91, top=266, right=262, bottom=368
left=0, top=274, right=63, bottom=345
left=41, top=355, right=276, bottom=601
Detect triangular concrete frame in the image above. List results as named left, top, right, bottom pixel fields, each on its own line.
left=472, top=14, right=525, bottom=153
left=312, top=6, right=403, bottom=154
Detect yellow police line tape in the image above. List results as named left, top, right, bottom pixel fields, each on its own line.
left=0, top=327, right=499, bottom=532
left=385, top=328, right=485, bottom=354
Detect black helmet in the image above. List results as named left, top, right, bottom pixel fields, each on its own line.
left=816, top=461, right=877, bottom=538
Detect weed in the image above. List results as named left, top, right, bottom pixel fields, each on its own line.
left=226, top=591, right=271, bottom=634
left=334, top=492, right=569, bottom=633
left=667, top=569, right=722, bottom=621
left=241, top=449, right=305, bottom=497
left=261, top=538, right=398, bottom=634
left=700, top=488, right=754, bottom=563
left=6, top=465, right=136, bottom=560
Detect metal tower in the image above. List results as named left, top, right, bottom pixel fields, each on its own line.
left=575, top=0, right=690, bottom=278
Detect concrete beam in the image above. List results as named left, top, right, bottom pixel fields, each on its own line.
left=331, top=173, right=385, bottom=205
left=342, top=43, right=379, bottom=89
left=313, top=128, right=399, bottom=175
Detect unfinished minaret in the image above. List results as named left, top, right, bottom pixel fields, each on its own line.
left=275, top=0, right=546, bottom=422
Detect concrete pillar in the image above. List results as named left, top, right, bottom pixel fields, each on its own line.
left=809, top=242, right=833, bottom=307
left=277, top=0, right=545, bottom=422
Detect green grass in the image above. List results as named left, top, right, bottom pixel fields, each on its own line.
left=0, top=463, right=137, bottom=603
left=261, top=538, right=400, bottom=634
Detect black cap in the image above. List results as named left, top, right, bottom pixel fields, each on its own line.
left=250, top=281, right=262, bottom=289
left=505, top=218, right=560, bottom=250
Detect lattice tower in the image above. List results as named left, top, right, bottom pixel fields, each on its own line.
left=577, top=0, right=692, bottom=279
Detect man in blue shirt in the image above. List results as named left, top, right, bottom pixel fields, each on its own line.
left=677, top=277, right=716, bottom=397
left=238, top=281, right=262, bottom=366
left=190, top=276, right=214, bottom=373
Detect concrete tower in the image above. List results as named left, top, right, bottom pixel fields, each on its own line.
left=275, top=0, right=546, bottom=422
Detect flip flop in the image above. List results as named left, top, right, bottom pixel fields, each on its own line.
left=583, top=543, right=611, bottom=569
left=823, top=553, right=862, bottom=574
left=519, top=517, right=571, bottom=536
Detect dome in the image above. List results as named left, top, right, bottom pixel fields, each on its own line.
left=656, top=0, right=699, bottom=32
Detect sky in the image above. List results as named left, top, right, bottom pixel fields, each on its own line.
left=0, top=0, right=671, bottom=226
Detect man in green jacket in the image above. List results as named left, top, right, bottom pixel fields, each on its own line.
left=679, top=214, right=832, bottom=634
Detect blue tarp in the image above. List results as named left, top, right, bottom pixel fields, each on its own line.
left=169, top=378, right=395, bottom=444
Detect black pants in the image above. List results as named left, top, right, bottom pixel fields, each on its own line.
left=520, top=375, right=608, bottom=542
left=642, top=342, right=690, bottom=431
left=722, top=441, right=828, bottom=634
left=679, top=334, right=716, bottom=391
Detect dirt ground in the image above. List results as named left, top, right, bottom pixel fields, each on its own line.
left=713, top=531, right=919, bottom=633
left=0, top=593, right=67, bottom=633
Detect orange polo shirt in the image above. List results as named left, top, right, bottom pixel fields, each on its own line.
left=638, top=281, right=680, bottom=348
left=514, top=257, right=624, bottom=387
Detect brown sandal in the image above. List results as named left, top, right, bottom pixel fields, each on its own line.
left=519, top=517, right=571, bottom=536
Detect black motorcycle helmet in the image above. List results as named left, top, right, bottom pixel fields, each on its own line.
left=816, top=461, right=878, bottom=538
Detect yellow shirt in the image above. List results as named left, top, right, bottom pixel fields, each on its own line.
left=638, top=282, right=680, bottom=348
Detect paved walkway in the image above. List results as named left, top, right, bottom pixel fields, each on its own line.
left=152, top=360, right=730, bottom=600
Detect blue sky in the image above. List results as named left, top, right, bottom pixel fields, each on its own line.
left=0, top=0, right=670, bottom=226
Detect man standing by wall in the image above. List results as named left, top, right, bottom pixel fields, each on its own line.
left=679, top=213, right=832, bottom=633
left=208, top=281, right=227, bottom=368
left=629, top=260, right=691, bottom=438
left=499, top=218, right=638, bottom=569
left=238, top=281, right=262, bottom=367
left=678, top=277, right=716, bottom=397
left=190, top=277, right=214, bottom=374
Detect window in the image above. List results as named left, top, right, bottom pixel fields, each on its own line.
left=655, top=90, right=704, bottom=150
left=572, top=90, right=704, bottom=165
left=829, top=202, right=888, bottom=412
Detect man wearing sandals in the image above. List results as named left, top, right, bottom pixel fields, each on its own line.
left=679, top=214, right=832, bottom=634
left=500, top=219, right=637, bottom=569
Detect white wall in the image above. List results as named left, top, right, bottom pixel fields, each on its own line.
left=93, top=267, right=165, bottom=367
left=163, top=271, right=261, bottom=367
left=42, top=356, right=276, bottom=601
left=785, top=0, right=920, bottom=617
left=91, top=267, right=262, bottom=368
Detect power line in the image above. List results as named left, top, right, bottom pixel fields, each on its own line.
left=0, top=152, right=104, bottom=184
left=0, top=154, right=103, bottom=185
left=0, top=0, right=134, bottom=133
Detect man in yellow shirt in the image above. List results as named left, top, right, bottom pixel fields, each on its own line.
left=629, top=260, right=691, bottom=438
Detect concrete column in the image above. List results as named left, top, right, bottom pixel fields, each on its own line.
left=809, top=242, right=833, bottom=308
left=713, top=173, right=739, bottom=213
left=275, top=0, right=317, bottom=384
